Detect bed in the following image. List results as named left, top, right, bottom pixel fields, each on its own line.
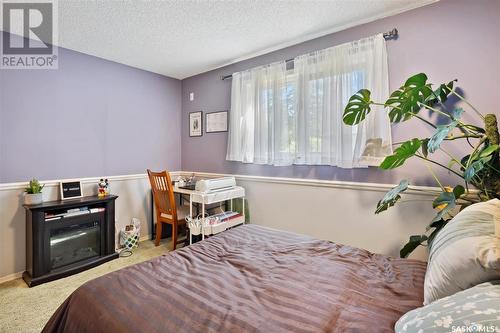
left=43, top=225, right=426, bottom=332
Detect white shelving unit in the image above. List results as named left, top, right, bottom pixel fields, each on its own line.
left=174, top=186, right=246, bottom=244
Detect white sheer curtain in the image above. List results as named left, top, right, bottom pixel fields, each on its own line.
left=226, top=33, right=392, bottom=168
left=226, top=61, right=296, bottom=165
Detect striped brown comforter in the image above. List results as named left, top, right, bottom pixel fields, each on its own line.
left=43, top=225, right=426, bottom=333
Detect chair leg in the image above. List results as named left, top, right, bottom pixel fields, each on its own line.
left=155, top=221, right=162, bottom=247
left=172, top=223, right=177, bottom=251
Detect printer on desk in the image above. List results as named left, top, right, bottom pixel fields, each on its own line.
left=195, top=177, right=236, bottom=193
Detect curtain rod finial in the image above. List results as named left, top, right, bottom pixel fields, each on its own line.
left=383, top=28, right=398, bottom=40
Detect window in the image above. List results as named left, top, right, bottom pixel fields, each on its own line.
left=226, top=34, right=392, bottom=168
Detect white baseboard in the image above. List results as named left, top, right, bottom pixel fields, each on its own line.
left=0, top=271, right=23, bottom=284
left=139, top=234, right=152, bottom=242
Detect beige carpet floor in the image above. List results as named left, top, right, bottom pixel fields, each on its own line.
left=0, top=239, right=174, bottom=333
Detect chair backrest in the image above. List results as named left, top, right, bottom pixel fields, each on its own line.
left=147, top=169, right=177, bottom=219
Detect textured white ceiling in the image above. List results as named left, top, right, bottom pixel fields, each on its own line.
left=54, top=0, right=437, bottom=79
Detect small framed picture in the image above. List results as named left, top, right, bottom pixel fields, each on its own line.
left=189, top=111, right=203, bottom=137
left=206, top=111, right=228, bottom=133
left=60, top=180, right=83, bottom=200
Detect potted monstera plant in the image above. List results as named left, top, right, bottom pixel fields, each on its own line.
left=343, top=73, right=500, bottom=258
left=24, top=178, right=45, bottom=205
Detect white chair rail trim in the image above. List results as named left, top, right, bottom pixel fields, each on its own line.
left=179, top=171, right=443, bottom=197
left=0, top=171, right=443, bottom=196
left=0, top=173, right=153, bottom=191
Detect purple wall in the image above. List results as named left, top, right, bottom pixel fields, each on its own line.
left=180, top=0, right=500, bottom=186
left=0, top=34, right=182, bottom=183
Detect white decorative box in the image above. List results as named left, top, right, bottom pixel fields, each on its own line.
left=210, top=221, right=227, bottom=234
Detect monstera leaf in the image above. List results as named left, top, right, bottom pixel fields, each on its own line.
left=451, top=107, right=464, bottom=120
left=422, top=108, right=463, bottom=155
left=343, top=89, right=372, bottom=125
left=420, top=138, right=430, bottom=158
left=427, top=121, right=458, bottom=153
left=452, top=184, right=466, bottom=199
left=427, top=219, right=449, bottom=247
left=433, top=190, right=455, bottom=209
left=464, top=157, right=491, bottom=182
left=400, top=235, right=428, bottom=258
left=375, top=180, right=409, bottom=214
left=431, top=185, right=464, bottom=222
left=385, top=73, right=433, bottom=123
left=380, top=139, right=422, bottom=169
left=425, top=80, right=456, bottom=106
left=479, top=144, right=499, bottom=158
left=426, top=217, right=448, bottom=232
left=462, top=144, right=498, bottom=182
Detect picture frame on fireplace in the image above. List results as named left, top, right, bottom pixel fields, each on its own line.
left=60, top=180, right=83, bottom=200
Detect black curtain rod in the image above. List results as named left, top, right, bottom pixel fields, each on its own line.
left=220, top=28, right=398, bottom=80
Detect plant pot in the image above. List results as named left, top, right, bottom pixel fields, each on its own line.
left=24, top=193, right=43, bottom=205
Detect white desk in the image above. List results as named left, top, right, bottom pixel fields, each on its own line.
left=173, top=186, right=246, bottom=244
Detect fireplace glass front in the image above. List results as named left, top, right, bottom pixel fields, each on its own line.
left=50, top=220, right=101, bottom=269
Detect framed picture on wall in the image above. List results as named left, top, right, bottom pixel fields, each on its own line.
left=206, top=111, right=228, bottom=133
left=189, top=111, right=203, bottom=137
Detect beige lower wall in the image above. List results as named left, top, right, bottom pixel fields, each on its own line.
left=0, top=172, right=435, bottom=282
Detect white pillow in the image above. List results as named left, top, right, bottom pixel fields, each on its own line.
left=424, top=198, right=500, bottom=304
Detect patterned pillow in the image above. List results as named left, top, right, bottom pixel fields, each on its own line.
left=424, top=199, right=500, bottom=304
left=395, top=280, right=500, bottom=333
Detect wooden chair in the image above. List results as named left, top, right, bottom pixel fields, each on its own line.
left=147, top=169, right=188, bottom=250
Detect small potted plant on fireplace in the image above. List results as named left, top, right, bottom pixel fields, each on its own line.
left=24, top=178, right=45, bottom=205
